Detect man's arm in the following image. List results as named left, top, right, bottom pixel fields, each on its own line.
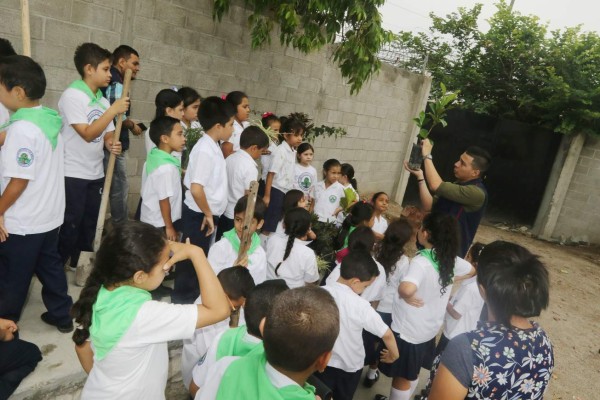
left=421, top=139, right=443, bottom=192
left=403, top=162, right=434, bottom=212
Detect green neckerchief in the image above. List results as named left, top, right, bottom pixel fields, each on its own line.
left=90, top=285, right=151, bottom=360
left=216, top=325, right=260, bottom=360
left=223, top=228, right=261, bottom=262
left=216, top=345, right=316, bottom=400
left=146, top=147, right=181, bottom=175
left=341, top=225, right=357, bottom=250
left=2, top=107, right=62, bottom=150
left=418, top=248, right=440, bottom=273
left=69, top=79, right=107, bottom=110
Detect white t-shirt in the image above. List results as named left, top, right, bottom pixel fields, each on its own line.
left=226, top=120, right=249, bottom=152
left=0, top=118, right=65, bottom=234
left=313, top=180, right=345, bottom=223
left=266, top=235, right=319, bottom=288
left=140, top=163, right=182, bottom=227
left=443, top=276, right=484, bottom=339
left=207, top=237, right=267, bottom=284
left=82, top=301, right=198, bottom=400
left=293, top=163, right=317, bottom=199
left=224, top=150, right=258, bottom=219
left=269, top=141, right=296, bottom=192
left=0, top=103, right=9, bottom=125
left=325, top=257, right=387, bottom=303
left=372, top=215, right=388, bottom=235
left=391, top=255, right=473, bottom=344
left=58, top=87, right=114, bottom=180
left=260, top=141, right=278, bottom=181
left=184, top=135, right=227, bottom=216
left=323, top=282, right=389, bottom=372
left=377, top=255, right=410, bottom=314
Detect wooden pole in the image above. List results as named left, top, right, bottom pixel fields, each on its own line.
left=238, top=181, right=259, bottom=260
left=21, top=0, right=31, bottom=56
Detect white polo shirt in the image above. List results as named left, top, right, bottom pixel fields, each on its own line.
left=184, top=135, right=227, bottom=216
left=226, top=120, right=249, bottom=152
left=269, top=141, right=295, bottom=193
left=391, top=255, right=473, bottom=344
left=377, top=255, right=410, bottom=314
left=260, top=141, right=278, bottom=181
left=266, top=234, right=319, bottom=288
left=58, top=87, right=114, bottom=180
left=372, top=215, right=388, bottom=235
left=313, top=180, right=345, bottom=223
left=0, top=103, right=9, bottom=125
left=325, top=257, right=387, bottom=303
left=224, top=150, right=258, bottom=219
left=140, top=163, right=182, bottom=228
left=0, top=118, right=65, bottom=234
left=207, top=237, right=267, bottom=284
left=323, top=282, right=389, bottom=372
left=443, top=276, right=484, bottom=339
left=293, top=163, right=317, bottom=199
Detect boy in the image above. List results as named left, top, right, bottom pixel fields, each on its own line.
left=0, top=37, right=16, bottom=126
left=173, top=96, right=235, bottom=304
left=0, top=56, right=73, bottom=332
left=140, top=116, right=186, bottom=240
left=189, top=279, right=289, bottom=397
left=197, top=286, right=340, bottom=400
left=209, top=195, right=268, bottom=284
left=181, top=267, right=256, bottom=391
left=216, top=125, right=269, bottom=239
left=57, top=43, right=128, bottom=271
left=319, top=250, right=400, bottom=400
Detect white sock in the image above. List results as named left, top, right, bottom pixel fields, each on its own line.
left=367, top=367, right=378, bottom=379
left=408, top=379, right=419, bottom=397
left=389, top=387, right=411, bottom=400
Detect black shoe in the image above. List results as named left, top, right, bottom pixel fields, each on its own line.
left=41, top=312, right=74, bottom=333
left=363, top=370, right=380, bottom=388
left=151, top=284, right=173, bottom=300
left=374, top=395, right=388, bottom=400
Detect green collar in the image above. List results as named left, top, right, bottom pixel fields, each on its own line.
left=418, top=248, right=440, bottom=273
left=146, top=147, right=181, bottom=175
left=2, top=107, right=62, bottom=150
left=223, top=228, right=261, bottom=261
left=216, top=325, right=261, bottom=360
left=69, top=79, right=106, bottom=110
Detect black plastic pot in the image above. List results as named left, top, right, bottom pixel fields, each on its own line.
left=408, top=141, right=424, bottom=170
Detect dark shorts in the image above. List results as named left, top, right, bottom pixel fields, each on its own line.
left=379, top=332, right=436, bottom=380
left=263, top=187, right=285, bottom=232
left=363, top=311, right=392, bottom=365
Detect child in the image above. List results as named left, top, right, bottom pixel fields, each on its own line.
left=144, top=88, right=184, bottom=155
left=221, top=91, right=250, bottom=157
left=71, top=222, right=230, bottom=399
left=336, top=163, right=359, bottom=225
left=57, top=43, right=127, bottom=272
left=217, top=125, right=269, bottom=240
left=0, top=55, right=73, bottom=333
left=294, top=142, right=317, bottom=203
left=258, top=112, right=280, bottom=197
left=379, top=212, right=474, bottom=400
left=208, top=196, right=268, bottom=284
left=335, top=201, right=375, bottom=256
left=141, top=116, right=186, bottom=240
left=181, top=266, right=256, bottom=391
left=173, top=96, right=235, bottom=304
left=318, top=250, right=399, bottom=400
left=262, top=117, right=305, bottom=234
left=189, top=279, right=289, bottom=397
left=273, top=189, right=316, bottom=240
left=371, top=192, right=389, bottom=240
left=178, top=87, right=202, bottom=131
left=0, top=38, right=16, bottom=127
left=197, top=286, right=340, bottom=400
left=313, top=159, right=345, bottom=223
left=266, top=208, right=319, bottom=288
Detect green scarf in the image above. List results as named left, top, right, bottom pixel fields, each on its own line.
left=418, top=248, right=440, bottom=273
left=223, top=228, right=261, bottom=263
left=341, top=225, right=357, bottom=250
left=216, top=345, right=316, bottom=400
left=216, top=325, right=260, bottom=360
left=90, top=285, right=151, bottom=360
left=1, top=107, right=62, bottom=150
left=146, top=147, right=181, bottom=175
left=69, top=79, right=107, bottom=110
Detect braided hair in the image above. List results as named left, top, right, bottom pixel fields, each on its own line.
left=421, top=212, right=460, bottom=294
left=275, top=208, right=311, bottom=276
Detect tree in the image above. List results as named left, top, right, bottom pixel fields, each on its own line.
left=212, top=0, right=394, bottom=94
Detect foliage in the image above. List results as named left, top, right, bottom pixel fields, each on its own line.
left=414, top=83, right=460, bottom=139
left=182, top=127, right=203, bottom=169
left=212, top=0, right=395, bottom=94
left=309, top=216, right=339, bottom=264
left=286, top=112, right=347, bottom=143
left=339, top=187, right=357, bottom=211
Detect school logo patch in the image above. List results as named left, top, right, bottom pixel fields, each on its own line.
left=329, top=195, right=337, bottom=203
left=297, top=172, right=313, bottom=191
left=87, top=109, right=105, bottom=143
left=16, top=148, right=34, bottom=167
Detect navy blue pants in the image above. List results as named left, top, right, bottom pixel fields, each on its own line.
left=0, top=228, right=73, bottom=325
left=172, top=204, right=219, bottom=304
left=315, top=366, right=362, bottom=400
left=215, top=216, right=234, bottom=242
left=0, top=338, right=42, bottom=399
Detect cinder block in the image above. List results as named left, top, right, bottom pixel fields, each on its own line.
left=0, top=8, right=44, bottom=39
left=31, top=41, right=72, bottom=69
left=31, top=0, right=73, bottom=21
left=164, top=26, right=201, bottom=52
left=71, top=1, right=114, bottom=29
left=184, top=10, right=216, bottom=34
left=135, top=0, right=156, bottom=18
left=154, top=0, right=187, bottom=25
left=133, top=16, right=166, bottom=42
left=148, top=42, right=183, bottom=66
left=90, top=29, right=122, bottom=50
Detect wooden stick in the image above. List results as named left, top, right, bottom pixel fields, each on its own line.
left=238, top=181, right=259, bottom=259
left=21, top=0, right=31, bottom=56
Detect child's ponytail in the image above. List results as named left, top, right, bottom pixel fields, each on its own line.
left=422, top=212, right=460, bottom=294
left=275, top=208, right=311, bottom=276
left=71, top=269, right=103, bottom=345
left=341, top=163, right=357, bottom=191
left=335, top=202, right=374, bottom=250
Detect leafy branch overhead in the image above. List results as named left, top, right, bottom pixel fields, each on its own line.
left=414, top=83, right=460, bottom=139
left=212, top=0, right=394, bottom=94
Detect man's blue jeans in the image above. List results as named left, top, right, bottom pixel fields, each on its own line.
left=103, top=149, right=129, bottom=223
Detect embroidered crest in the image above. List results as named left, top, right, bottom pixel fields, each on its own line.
left=329, top=195, right=337, bottom=203
left=297, top=172, right=313, bottom=190
left=16, top=148, right=34, bottom=167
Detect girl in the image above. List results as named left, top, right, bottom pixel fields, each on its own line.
left=178, top=87, right=202, bottom=131
left=335, top=201, right=375, bottom=262
left=262, top=117, right=305, bottom=234
left=371, top=192, right=390, bottom=240
left=71, top=222, right=230, bottom=400
left=313, top=159, right=345, bottom=224
left=274, top=189, right=316, bottom=239
left=336, top=163, right=359, bottom=225
left=294, top=142, right=317, bottom=204
left=258, top=112, right=280, bottom=197
left=144, top=89, right=184, bottom=155
left=266, top=208, right=319, bottom=288
left=221, top=91, right=250, bottom=158
left=379, top=212, right=474, bottom=400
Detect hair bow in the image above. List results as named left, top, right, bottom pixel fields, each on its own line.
left=262, top=111, right=274, bottom=118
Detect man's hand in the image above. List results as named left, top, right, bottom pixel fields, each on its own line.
left=131, top=123, right=143, bottom=136
left=0, top=215, right=9, bottom=242
left=421, top=138, right=433, bottom=157
left=403, top=161, right=424, bottom=180
left=200, top=215, right=214, bottom=236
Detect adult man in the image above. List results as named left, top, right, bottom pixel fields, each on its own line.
left=405, top=139, right=491, bottom=257
left=102, top=45, right=141, bottom=223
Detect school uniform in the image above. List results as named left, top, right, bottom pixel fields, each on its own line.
left=208, top=233, right=267, bottom=284
left=226, top=120, right=249, bottom=153
left=0, top=102, right=9, bottom=125
left=313, top=180, right=345, bottom=223
left=263, top=141, right=295, bottom=232
left=266, top=234, right=319, bottom=288
left=258, top=141, right=278, bottom=197
left=140, top=151, right=182, bottom=228
left=293, top=163, right=317, bottom=200
left=372, top=215, right=388, bottom=236
left=325, top=257, right=387, bottom=303
left=0, top=109, right=73, bottom=325
left=57, top=83, right=115, bottom=268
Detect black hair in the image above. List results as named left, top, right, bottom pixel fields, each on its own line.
left=198, top=96, right=236, bottom=132
left=0, top=38, right=17, bottom=58
left=336, top=202, right=374, bottom=250
left=465, top=146, right=492, bottom=174
left=111, top=45, right=139, bottom=66
left=322, top=159, right=342, bottom=179
left=178, top=86, right=201, bottom=107
left=73, top=43, right=112, bottom=77
left=244, top=279, right=289, bottom=338
left=340, top=250, right=379, bottom=282
left=278, top=116, right=305, bottom=143
left=296, top=142, right=314, bottom=162
left=263, top=286, right=339, bottom=372
left=347, top=226, right=376, bottom=253
left=375, top=219, right=412, bottom=278
left=421, top=212, right=460, bottom=294
left=466, top=242, right=485, bottom=267
left=239, top=125, right=269, bottom=150
left=234, top=195, right=267, bottom=222
left=477, top=241, right=549, bottom=326
left=261, top=113, right=280, bottom=130
left=217, top=266, right=255, bottom=301
left=71, top=222, right=167, bottom=345
left=149, top=116, right=181, bottom=147
left=0, top=55, right=46, bottom=100
left=341, top=163, right=357, bottom=190
left=282, top=190, right=304, bottom=215
left=225, top=90, right=248, bottom=110
left=154, top=88, right=183, bottom=120
left=371, top=192, right=388, bottom=204
left=275, top=208, right=311, bottom=276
